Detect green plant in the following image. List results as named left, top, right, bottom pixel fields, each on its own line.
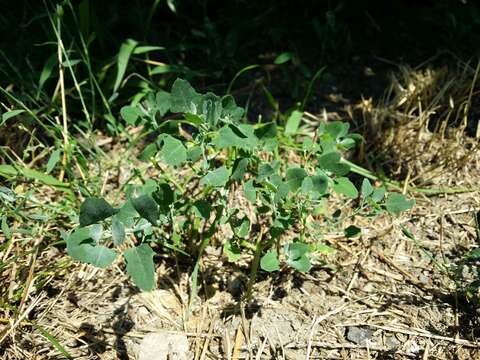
left=66, top=79, right=414, bottom=296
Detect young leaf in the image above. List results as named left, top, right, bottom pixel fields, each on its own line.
left=132, top=195, right=159, bottom=225
left=223, top=240, right=241, bottom=262
left=285, top=242, right=312, bottom=272
left=200, top=92, right=223, bottom=126
left=232, top=218, right=250, bottom=238
left=385, top=193, right=415, bottom=215
left=231, top=158, right=250, bottom=181
left=111, top=217, right=126, bottom=246
left=284, top=110, right=303, bottom=135
left=243, top=179, right=257, bottom=203
left=159, top=135, right=187, bottom=167
left=123, top=244, right=155, bottom=291
left=361, top=178, right=374, bottom=198
left=332, top=177, right=358, bottom=199
left=285, top=167, right=308, bottom=192
left=79, top=197, right=118, bottom=227
left=260, top=251, right=280, bottom=272
left=200, top=166, right=230, bottom=187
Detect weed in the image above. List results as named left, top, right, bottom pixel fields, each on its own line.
left=66, top=79, right=414, bottom=298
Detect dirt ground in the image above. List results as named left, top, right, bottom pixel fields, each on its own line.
left=2, top=63, right=480, bottom=359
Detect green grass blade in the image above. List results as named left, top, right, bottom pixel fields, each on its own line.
left=30, top=321, right=73, bottom=360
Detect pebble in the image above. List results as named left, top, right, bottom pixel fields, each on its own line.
left=137, top=331, right=189, bottom=360
left=346, top=326, right=374, bottom=345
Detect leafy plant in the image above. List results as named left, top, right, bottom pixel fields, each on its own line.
left=66, top=79, right=415, bottom=296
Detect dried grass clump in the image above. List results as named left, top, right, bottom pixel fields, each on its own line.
left=357, top=63, right=480, bottom=187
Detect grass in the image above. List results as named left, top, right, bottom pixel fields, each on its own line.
left=1, top=1, right=480, bottom=359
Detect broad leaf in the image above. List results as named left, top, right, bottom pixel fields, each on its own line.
left=111, top=217, right=126, bottom=246
left=120, top=105, right=143, bottom=125
left=285, top=167, right=308, bottom=192
left=285, top=110, right=303, bottom=135
left=260, top=251, right=280, bottom=272
left=223, top=240, right=241, bottom=262
left=66, top=227, right=116, bottom=268
left=193, top=200, right=211, bottom=219
left=132, top=195, right=159, bottom=225
left=386, top=193, right=415, bottom=215
left=123, top=244, right=155, bottom=291
left=155, top=90, right=171, bottom=116
left=243, top=179, right=257, bottom=203
left=361, top=178, right=374, bottom=198
left=371, top=187, right=386, bottom=202
left=332, top=177, right=358, bottom=199
left=170, top=78, right=201, bottom=114
left=159, top=135, right=187, bottom=167
left=318, top=151, right=350, bottom=176
left=285, top=242, right=311, bottom=272
left=79, top=197, right=118, bottom=227
left=200, top=166, right=230, bottom=187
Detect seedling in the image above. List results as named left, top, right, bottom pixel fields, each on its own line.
left=66, top=79, right=415, bottom=298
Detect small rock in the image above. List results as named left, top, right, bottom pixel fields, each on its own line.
left=138, top=331, right=189, bottom=360
left=385, top=335, right=400, bottom=349
left=346, top=326, right=374, bottom=345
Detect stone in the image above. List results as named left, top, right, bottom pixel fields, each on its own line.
left=137, top=331, right=189, bottom=360
left=346, top=326, right=374, bottom=345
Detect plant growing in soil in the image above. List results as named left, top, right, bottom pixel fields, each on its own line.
left=65, top=79, right=415, bottom=296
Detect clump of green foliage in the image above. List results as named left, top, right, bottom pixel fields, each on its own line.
left=66, top=79, right=414, bottom=293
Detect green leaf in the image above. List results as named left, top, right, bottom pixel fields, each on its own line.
left=232, top=217, right=250, bottom=238
left=111, top=217, right=126, bottom=246
left=371, top=187, right=386, bottom=202
left=193, top=200, right=211, bottom=219
left=260, top=251, right=280, bottom=272
left=288, top=255, right=312, bottom=272
left=257, top=163, right=275, bottom=181
left=285, top=167, right=308, bottom=192
left=120, top=105, right=143, bottom=125
left=66, top=228, right=117, bottom=268
left=153, top=183, right=174, bottom=213
left=0, top=164, right=72, bottom=195
left=1, top=216, right=11, bottom=240
left=79, top=197, right=118, bottom=227
left=1, top=110, right=25, bottom=126
left=123, top=244, right=155, bottom=291
left=361, top=178, right=374, bottom=198
left=221, top=95, right=244, bottom=122
left=200, top=166, right=230, bottom=187
left=187, top=146, right=202, bottom=162
left=231, top=158, right=250, bottom=181
left=301, top=175, right=329, bottom=197
left=46, top=149, right=61, bottom=174
left=285, top=110, right=303, bottom=135
left=170, top=78, right=201, bottom=114
left=318, top=151, right=350, bottom=176
left=332, top=177, right=358, bottom=199
left=285, top=242, right=311, bottom=272
left=155, top=90, right=171, bottom=116
left=344, top=225, right=361, bottom=238
left=132, top=195, right=159, bottom=225
left=159, top=135, right=187, bottom=167
left=37, top=54, right=57, bottom=95
left=243, top=179, right=257, bottom=203
left=214, top=124, right=258, bottom=150
left=200, top=92, right=223, bottom=126
left=132, top=45, right=165, bottom=54
left=113, top=39, right=138, bottom=94
left=274, top=52, right=294, bottom=65
left=385, top=193, right=415, bottom=215
left=223, top=240, right=241, bottom=262
left=139, top=143, right=158, bottom=161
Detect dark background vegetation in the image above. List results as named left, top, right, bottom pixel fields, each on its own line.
left=1, top=0, right=480, bottom=132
